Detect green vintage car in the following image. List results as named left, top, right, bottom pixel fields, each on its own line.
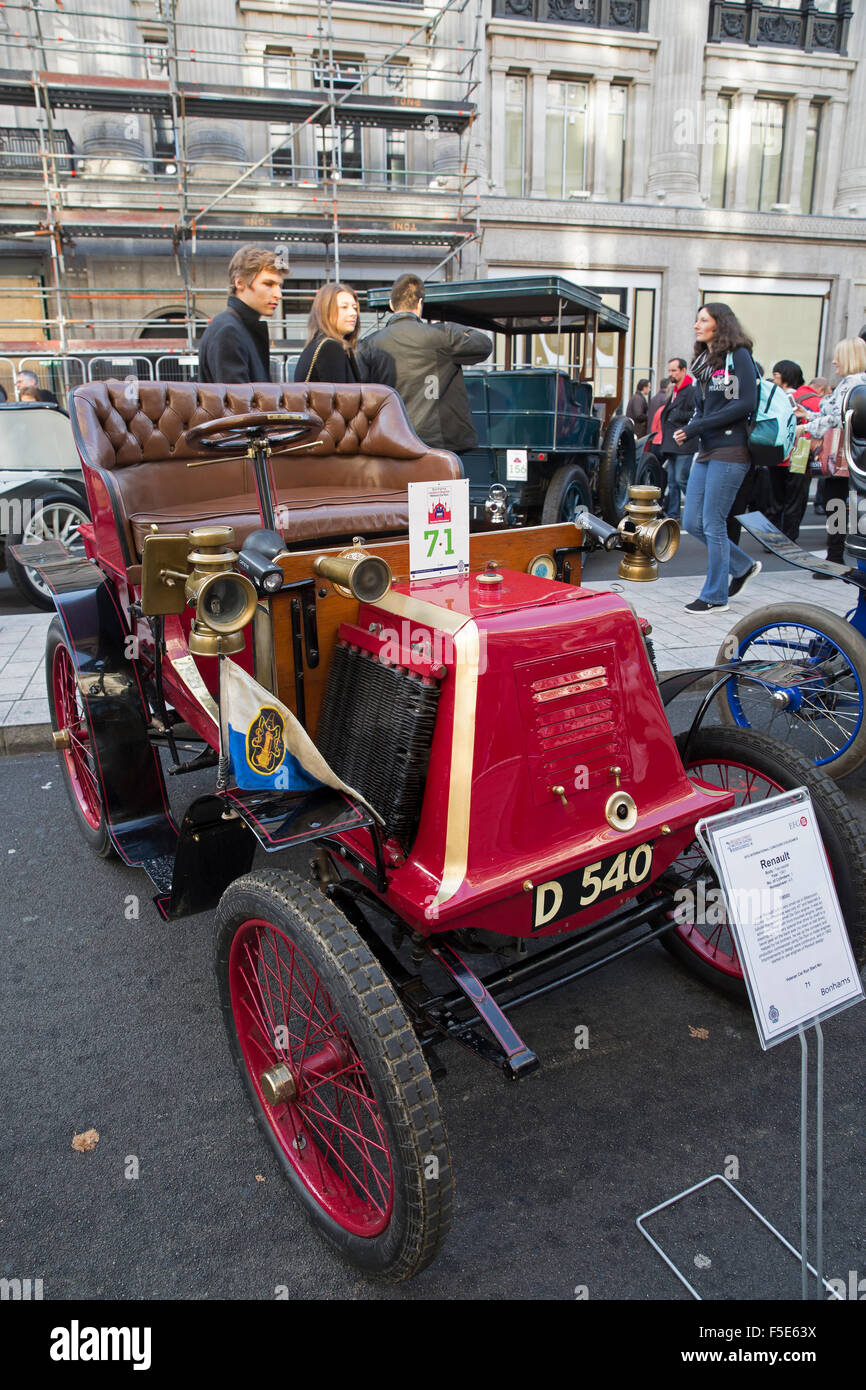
left=368, top=275, right=663, bottom=527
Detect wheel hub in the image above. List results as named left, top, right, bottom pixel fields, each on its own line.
left=260, top=1063, right=297, bottom=1105
left=260, top=1038, right=350, bottom=1107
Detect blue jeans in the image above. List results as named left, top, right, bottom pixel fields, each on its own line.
left=665, top=453, right=693, bottom=521
left=683, top=456, right=753, bottom=603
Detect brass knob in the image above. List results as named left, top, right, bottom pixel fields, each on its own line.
left=551, top=784, right=567, bottom=806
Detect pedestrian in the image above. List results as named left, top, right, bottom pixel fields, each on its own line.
left=15, top=370, right=57, bottom=404
left=809, top=377, right=832, bottom=516
left=294, top=282, right=362, bottom=384
left=674, top=302, right=761, bottom=613
left=359, top=273, right=492, bottom=454
left=765, top=360, right=821, bottom=541
left=198, top=245, right=285, bottom=384
left=657, top=357, right=695, bottom=521
left=647, top=376, right=670, bottom=427
left=625, top=379, right=650, bottom=432
left=796, top=337, right=866, bottom=575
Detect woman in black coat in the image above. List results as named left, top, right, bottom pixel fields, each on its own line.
left=294, top=282, right=361, bottom=384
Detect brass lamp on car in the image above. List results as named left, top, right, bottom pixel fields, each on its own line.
left=185, top=526, right=257, bottom=656
left=616, top=486, right=680, bottom=582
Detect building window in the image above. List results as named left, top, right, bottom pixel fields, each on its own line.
left=800, top=101, right=822, bottom=214
left=745, top=98, right=786, bottom=211
left=314, top=57, right=364, bottom=183
left=144, top=39, right=169, bottom=82
left=546, top=80, right=588, bottom=199
left=505, top=75, right=526, bottom=197
left=269, top=125, right=294, bottom=180
left=709, top=94, right=733, bottom=209
left=386, top=130, right=407, bottom=186
left=264, top=49, right=293, bottom=91
left=605, top=84, right=627, bottom=202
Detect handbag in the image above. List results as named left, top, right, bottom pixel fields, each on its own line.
left=819, top=427, right=846, bottom=477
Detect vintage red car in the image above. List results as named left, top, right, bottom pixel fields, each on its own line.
left=22, top=378, right=866, bottom=1281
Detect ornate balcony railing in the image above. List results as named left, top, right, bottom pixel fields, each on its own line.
left=708, top=1, right=852, bottom=55
left=0, top=126, right=75, bottom=174
left=491, top=0, right=648, bottom=31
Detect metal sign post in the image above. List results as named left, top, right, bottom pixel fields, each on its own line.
left=637, top=788, right=863, bottom=1300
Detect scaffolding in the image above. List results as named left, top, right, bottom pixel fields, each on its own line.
left=0, top=0, right=484, bottom=386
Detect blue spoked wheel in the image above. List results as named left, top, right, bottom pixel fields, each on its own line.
left=715, top=603, right=866, bottom=779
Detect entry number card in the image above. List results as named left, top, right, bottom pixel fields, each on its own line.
left=696, top=788, right=864, bottom=1049
left=408, top=478, right=470, bottom=580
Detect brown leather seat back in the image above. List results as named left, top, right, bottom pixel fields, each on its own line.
left=72, top=379, right=462, bottom=561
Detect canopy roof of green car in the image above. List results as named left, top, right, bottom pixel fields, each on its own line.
left=367, top=275, right=629, bottom=335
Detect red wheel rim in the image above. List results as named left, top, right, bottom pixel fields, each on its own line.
left=671, top=758, right=787, bottom=979
left=51, top=641, right=102, bottom=831
left=228, top=919, right=394, bottom=1236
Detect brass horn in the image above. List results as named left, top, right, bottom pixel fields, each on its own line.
left=313, top=541, right=392, bottom=603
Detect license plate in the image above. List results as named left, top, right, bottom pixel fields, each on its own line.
left=531, top=842, right=654, bottom=931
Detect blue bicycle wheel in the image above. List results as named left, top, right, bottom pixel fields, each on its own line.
left=715, top=603, right=866, bottom=778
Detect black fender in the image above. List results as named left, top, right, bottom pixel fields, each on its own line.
left=28, top=539, right=178, bottom=873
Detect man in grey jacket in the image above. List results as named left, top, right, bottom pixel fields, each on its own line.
left=359, top=274, right=491, bottom=454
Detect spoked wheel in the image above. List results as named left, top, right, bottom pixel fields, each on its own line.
left=215, top=871, right=452, bottom=1280
left=45, top=616, right=113, bottom=857
left=716, top=604, right=866, bottom=779
left=597, top=416, right=637, bottom=523
left=662, top=727, right=866, bottom=998
left=540, top=461, right=592, bottom=525
left=6, top=491, right=89, bottom=611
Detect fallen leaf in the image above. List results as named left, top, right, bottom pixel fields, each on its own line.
left=72, top=1128, right=99, bottom=1152
left=255, top=1174, right=265, bottom=1183
left=688, top=1025, right=709, bottom=1039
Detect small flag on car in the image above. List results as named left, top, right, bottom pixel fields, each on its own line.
left=219, top=659, right=381, bottom=820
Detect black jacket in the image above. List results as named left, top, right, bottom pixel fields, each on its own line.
left=198, top=295, right=271, bottom=384
left=294, top=334, right=360, bottom=385
left=659, top=377, right=697, bottom=454
left=625, top=391, right=648, bottom=432
left=360, top=313, right=491, bottom=452
left=682, top=346, right=758, bottom=455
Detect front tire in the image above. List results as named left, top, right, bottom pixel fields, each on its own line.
left=715, top=604, right=866, bottom=778
left=46, top=616, right=113, bottom=857
left=597, top=416, right=637, bottom=523
left=215, top=870, right=453, bottom=1280
left=540, top=461, right=592, bottom=525
left=6, top=490, right=89, bottom=611
left=662, top=727, right=866, bottom=998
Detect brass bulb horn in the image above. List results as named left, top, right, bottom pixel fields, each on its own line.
left=313, top=542, right=392, bottom=603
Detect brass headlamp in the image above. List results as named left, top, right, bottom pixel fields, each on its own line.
left=140, top=524, right=257, bottom=655
left=616, top=486, right=680, bottom=582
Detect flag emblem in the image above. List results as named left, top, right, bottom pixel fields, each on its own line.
left=247, top=707, right=286, bottom=775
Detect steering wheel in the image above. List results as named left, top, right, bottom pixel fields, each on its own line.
left=183, top=411, right=320, bottom=453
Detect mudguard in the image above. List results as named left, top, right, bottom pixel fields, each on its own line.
left=19, top=538, right=179, bottom=877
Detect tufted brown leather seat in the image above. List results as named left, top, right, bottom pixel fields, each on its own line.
left=71, top=379, right=463, bottom=563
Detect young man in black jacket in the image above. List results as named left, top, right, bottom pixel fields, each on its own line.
left=198, top=246, right=285, bottom=384
left=658, top=357, right=696, bottom=520
left=359, top=274, right=491, bottom=454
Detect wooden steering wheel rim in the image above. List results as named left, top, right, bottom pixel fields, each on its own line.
left=183, top=410, right=319, bottom=452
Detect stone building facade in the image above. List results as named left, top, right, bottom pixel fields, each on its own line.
left=0, top=0, right=863, bottom=394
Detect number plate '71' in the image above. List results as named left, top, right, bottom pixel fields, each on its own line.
left=532, top=843, right=654, bottom=931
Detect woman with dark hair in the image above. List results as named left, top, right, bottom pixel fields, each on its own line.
left=294, top=282, right=361, bottom=383
left=673, top=302, right=761, bottom=613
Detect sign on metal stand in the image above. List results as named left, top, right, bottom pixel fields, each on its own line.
left=637, top=787, right=864, bottom=1299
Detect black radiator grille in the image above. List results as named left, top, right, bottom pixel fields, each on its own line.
left=317, top=642, right=441, bottom=844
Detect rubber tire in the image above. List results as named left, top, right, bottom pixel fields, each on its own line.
left=715, top=603, right=866, bottom=779
left=215, top=870, right=453, bottom=1281
left=45, top=616, right=114, bottom=857
left=597, top=416, right=637, bottom=524
left=6, top=489, right=90, bottom=611
left=662, top=726, right=866, bottom=999
left=540, top=461, right=592, bottom=525
left=635, top=452, right=664, bottom=490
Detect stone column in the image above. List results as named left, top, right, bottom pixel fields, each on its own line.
left=834, top=0, right=866, bottom=215
left=591, top=78, right=610, bottom=200
left=817, top=98, right=847, bottom=217
left=698, top=82, right=721, bottom=206
left=645, top=1, right=705, bottom=206
left=624, top=80, right=650, bottom=201
left=784, top=96, right=812, bottom=213
left=730, top=89, right=756, bottom=209
left=489, top=67, right=506, bottom=194
left=529, top=70, right=547, bottom=198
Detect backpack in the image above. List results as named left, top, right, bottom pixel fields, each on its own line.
left=726, top=352, right=797, bottom=466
